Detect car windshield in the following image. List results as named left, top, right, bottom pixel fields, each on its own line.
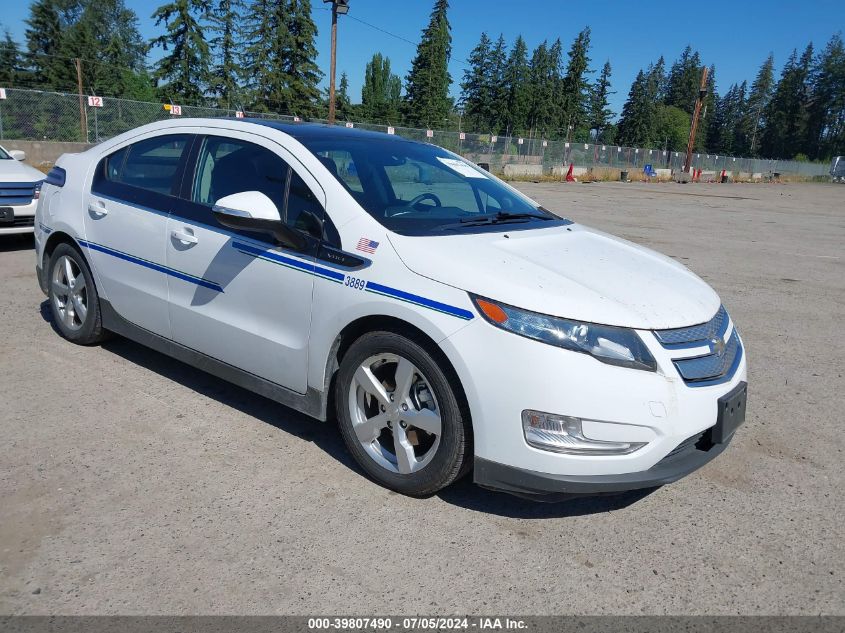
left=296, top=136, right=568, bottom=236
left=0, top=147, right=10, bottom=160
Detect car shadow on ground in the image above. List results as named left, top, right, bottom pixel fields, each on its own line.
left=437, top=477, right=658, bottom=519
left=0, top=234, right=35, bottom=253
left=39, top=299, right=658, bottom=519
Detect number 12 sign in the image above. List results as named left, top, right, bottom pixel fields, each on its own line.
left=87, top=96, right=104, bottom=107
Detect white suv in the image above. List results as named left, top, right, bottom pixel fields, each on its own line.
left=34, top=119, right=747, bottom=500
left=1, top=144, right=44, bottom=234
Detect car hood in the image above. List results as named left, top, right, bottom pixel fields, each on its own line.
left=0, top=158, right=44, bottom=183
left=387, top=223, right=720, bottom=330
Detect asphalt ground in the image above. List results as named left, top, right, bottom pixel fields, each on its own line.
left=0, top=181, right=842, bottom=615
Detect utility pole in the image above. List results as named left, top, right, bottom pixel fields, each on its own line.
left=683, top=66, right=709, bottom=173
left=324, top=0, right=349, bottom=125
left=74, top=58, right=87, bottom=143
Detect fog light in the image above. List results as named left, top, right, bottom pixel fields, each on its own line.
left=522, top=410, right=646, bottom=455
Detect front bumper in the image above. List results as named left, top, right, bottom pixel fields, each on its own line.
left=0, top=199, right=37, bottom=234
left=475, top=427, right=731, bottom=501
left=440, top=313, right=748, bottom=496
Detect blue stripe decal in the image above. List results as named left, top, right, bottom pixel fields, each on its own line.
left=232, top=241, right=345, bottom=283
left=79, top=240, right=224, bottom=293
left=38, top=222, right=53, bottom=234
left=365, top=281, right=474, bottom=321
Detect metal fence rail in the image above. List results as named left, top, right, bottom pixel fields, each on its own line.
left=0, top=88, right=830, bottom=178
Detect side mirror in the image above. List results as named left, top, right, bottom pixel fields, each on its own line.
left=9, top=150, right=26, bottom=161
left=212, top=191, right=306, bottom=251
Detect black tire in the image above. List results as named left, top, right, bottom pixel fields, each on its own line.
left=335, top=331, right=471, bottom=497
left=47, top=242, right=107, bottom=345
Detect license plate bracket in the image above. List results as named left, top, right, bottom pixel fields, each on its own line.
left=0, top=207, right=13, bottom=224
left=714, top=381, right=747, bottom=443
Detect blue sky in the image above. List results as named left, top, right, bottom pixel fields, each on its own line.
left=1, top=0, right=841, bottom=116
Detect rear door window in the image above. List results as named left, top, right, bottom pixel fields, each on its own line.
left=109, top=135, right=190, bottom=195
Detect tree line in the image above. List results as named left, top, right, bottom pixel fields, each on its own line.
left=0, top=0, right=842, bottom=160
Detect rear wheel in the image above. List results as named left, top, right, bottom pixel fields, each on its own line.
left=335, top=331, right=471, bottom=496
left=48, top=243, right=107, bottom=345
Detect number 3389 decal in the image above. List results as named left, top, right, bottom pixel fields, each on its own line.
left=344, top=276, right=366, bottom=290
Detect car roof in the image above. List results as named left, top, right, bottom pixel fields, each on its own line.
left=240, top=118, right=411, bottom=144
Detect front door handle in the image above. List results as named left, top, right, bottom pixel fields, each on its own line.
left=171, top=230, right=198, bottom=245
left=88, top=201, right=108, bottom=217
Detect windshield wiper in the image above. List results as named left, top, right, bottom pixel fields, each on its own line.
left=458, top=211, right=555, bottom=226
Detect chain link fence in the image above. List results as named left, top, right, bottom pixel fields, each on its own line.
left=0, top=87, right=831, bottom=179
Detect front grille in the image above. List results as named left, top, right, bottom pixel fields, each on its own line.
left=654, top=305, right=728, bottom=347
left=654, top=305, right=743, bottom=387
left=0, top=182, right=38, bottom=206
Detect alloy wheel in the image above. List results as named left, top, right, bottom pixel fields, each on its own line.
left=51, top=255, right=88, bottom=331
left=348, top=353, right=442, bottom=474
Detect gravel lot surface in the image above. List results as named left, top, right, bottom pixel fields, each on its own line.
left=1, top=182, right=842, bottom=615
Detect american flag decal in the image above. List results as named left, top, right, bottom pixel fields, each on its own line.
left=356, top=238, right=379, bottom=254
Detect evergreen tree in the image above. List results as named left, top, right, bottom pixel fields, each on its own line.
left=499, top=35, right=529, bottom=135
left=488, top=34, right=507, bottom=133
left=806, top=34, right=845, bottom=159
left=459, top=32, right=493, bottom=131
left=739, top=54, right=775, bottom=156
left=588, top=60, right=613, bottom=141
left=0, top=31, right=24, bottom=87
left=403, top=0, right=452, bottom=128
left=361, top=53, right=401, bottom=124
left=666, top=46, right=703, bottom=114
left=335, top=71, right=355, bottom=121
left=617, top=69, right=654, bottom=146
left=25, top=0, right=71, bottom=89
left=282, top=0, right=322, bottom=117
left=207, top=0, right=244, bottom=107
left=558, top=27, right=592, bottom=135
left=150, top=0, right=211, bottom=104
left=760, top=44, right=814, bottom=158
left=240, top=0, right=282, bottom=111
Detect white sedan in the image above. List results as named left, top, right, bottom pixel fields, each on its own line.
left=0, top=144, right=44, bottom=234
left=34, top=118, right=747, bottom=500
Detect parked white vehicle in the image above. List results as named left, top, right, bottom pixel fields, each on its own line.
left=34, top=119, right=747, bottom=500
left=0, top=144, right=44, bottom=234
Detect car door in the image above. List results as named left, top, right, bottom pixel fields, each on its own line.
left=165, top=132, right=327, bottom=394
left=84, top=133, right=192, bottom=338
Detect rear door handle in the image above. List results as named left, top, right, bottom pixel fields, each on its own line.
left=171, top=230, right=198, bottom=245
left=88, top=201, right=108, bottom=217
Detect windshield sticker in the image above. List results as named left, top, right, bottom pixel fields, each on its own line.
left=436, top=157, right=486, bottom=179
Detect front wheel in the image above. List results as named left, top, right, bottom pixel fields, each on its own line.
left=48, top=243, right=107, bottom=345
left=335, top=331, right=471, bottom=496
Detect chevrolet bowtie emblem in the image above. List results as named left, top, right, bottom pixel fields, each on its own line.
left=710, top=336, right=726, bottom=356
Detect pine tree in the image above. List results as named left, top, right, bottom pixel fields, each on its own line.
left=335, top=71, right=355, bottom=121
left=240, top=0, right=282, bottom=111
left=666, top=46, right=703, bottom=114
left=150, top=0, right=211, bottom=104
left=487, top=34, right=507, bottom=133
left=207, top=0, right=244, bottom=107
left=403, top=0, right=452, bottom=128
left=617, top=69, right=654, bottom=146
left=760, top=44, right=814, bottom=158
left=740, top=54, right=775, bottom=156
left=361, top=53, right=401, bottom=124
left=588, top=60, right=613, bottom=141
left=459, top=32, right=493, bottom=132
left=0, top=31, right=23, bottom=87
left=806, top=34, right=845, bottom=160
left=25, top=0, right=70, bottom=89
left=282, top=0, right=322, bottom=117
left=558, top=27, right=592, bottom=136
left=499, top=35, right=529, bottom=135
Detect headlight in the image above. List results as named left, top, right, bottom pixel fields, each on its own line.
left=471, top=296, right=656, bottom=371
